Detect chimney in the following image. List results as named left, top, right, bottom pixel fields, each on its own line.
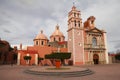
left=20, top=43, right=22, bottom=50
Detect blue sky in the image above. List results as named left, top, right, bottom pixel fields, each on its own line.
left=0, top=0, right=120, bottom=52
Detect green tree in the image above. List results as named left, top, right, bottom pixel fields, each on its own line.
left=23, top=56, right=32, bottom=65
left=11, top=53, right=17, bottom=65
left=38, top=57, right=44, bottom=65
left=45, top=52, right=71, bottom=65
left=115, top=53, right=120, bottom=60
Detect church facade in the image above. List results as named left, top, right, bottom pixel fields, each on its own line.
left=17, top=6, right=109, bottom=65
left=67, top=6, right=109, bottom=65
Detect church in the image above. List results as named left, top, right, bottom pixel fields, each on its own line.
left=17, top=6, right=109, bottom=65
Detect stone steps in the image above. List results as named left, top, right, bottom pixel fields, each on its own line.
left=24, top=69, right=94, bottom=77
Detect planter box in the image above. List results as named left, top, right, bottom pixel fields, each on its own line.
left=55, top=60, right=61, bottom=68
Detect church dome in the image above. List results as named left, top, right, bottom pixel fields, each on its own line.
left=50, top=24, right=64, bottom=37
left=34, top=30, right=48, bottom=40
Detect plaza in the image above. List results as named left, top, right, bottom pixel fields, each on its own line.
left=0, top=63, right=120, bottom=80
left=0, top=1, right=119, bottom=80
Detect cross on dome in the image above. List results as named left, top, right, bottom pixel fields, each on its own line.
left=40, top=30, right=43, bottom=34
left=56, top=24, right=59, bottom=30
left=72, top=2, right=76, bottom=10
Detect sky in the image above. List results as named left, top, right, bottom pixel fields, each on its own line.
left=0, top=0, right=120, bottom=52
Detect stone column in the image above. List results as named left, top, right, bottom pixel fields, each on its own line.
left=17, top=53, right=21, bottom=65
left=57, top=47, right=60, bottom=52
left=103, top=32, right=109, bottom=64
left=87, top=34, right=88, bottom=44
left=99, top=51, right=102, bottom=64
left=90, top=34, right=92, bottom=46
left=99, top=35, right=101, bottom=47
left=90, top=51, right=93, bottom=64
left=72, top=29, right=75, bottom=65
left=35, top=54, right=38, bottom=65
left=88, top=51, right=89, bottom=62
left=26, top=54, right=30, bottom=64
left=98, top=35, right=100, bottom=46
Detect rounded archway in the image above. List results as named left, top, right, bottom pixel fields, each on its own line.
left=93, top=54, right=99, bottom=64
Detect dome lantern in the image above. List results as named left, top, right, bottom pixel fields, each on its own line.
left=34, top=30, right=48, bottom=46
left=50, top=24, right=65, bottom=42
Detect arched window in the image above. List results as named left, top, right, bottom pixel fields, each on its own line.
left=92, top=37, right=97, bottom=47
left=77, top=13, right=79, bottom=17
left=41, top=41, right=44, bottom=45
left=54, top=38, right=56, bottom=41
left=59, top=37, right=61, bottom=42
left=78, top=21, right=80, bottom=27
left=74, top=13, right=76, bottom=17
left=36, top=41, right=38, bottom=45
left=74, top=20, right=76, bottom=26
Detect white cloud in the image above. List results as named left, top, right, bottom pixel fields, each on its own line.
left=82, top=0, right=120, bottom=52
left=0, top=0, right=120, bottom=52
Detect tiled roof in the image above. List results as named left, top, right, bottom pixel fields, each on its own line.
left=18, top=50, right=38, bottom=54
left=58, top=41, right=67, bottom=45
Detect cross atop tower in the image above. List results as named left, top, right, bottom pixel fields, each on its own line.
left=73, top=2, right=75, bottom=6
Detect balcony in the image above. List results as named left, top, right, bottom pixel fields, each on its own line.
left=84, top=44, right=105, bottom=50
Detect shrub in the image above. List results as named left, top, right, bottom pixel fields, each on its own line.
left=45, top=52, right=71, bottom=65
left=115, top=53, right=120, bottom=60
left=24, top=56, right=31, bottom=61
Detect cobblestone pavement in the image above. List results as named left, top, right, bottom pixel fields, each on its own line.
left=0, top=63, right=120, bottom=80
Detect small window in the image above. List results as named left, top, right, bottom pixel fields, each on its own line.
left=91, top=21, right=94, bottom=24
left=92, top=37, right=97, bottom=47
left=59, top=37, right=61, bottom=42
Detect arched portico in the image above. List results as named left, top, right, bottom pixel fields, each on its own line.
left=93, top=54, right=99, bottom=64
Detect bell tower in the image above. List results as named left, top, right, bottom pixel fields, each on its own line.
left=67, top=6, right=84, bottom=65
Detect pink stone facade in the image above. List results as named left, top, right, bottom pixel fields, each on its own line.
left=68, top=6, right=108, bottom=65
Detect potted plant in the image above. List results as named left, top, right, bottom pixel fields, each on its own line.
left=45, top=52, right=71, bottom=68
left=55, top=59, right=61, bottom=68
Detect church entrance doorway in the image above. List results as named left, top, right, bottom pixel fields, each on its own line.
left=93, top=54, right=99, bottom=64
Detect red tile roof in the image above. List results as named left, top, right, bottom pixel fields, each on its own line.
left=109, top=54, right=116, bottom=56
left=58, top=41, right=67, bottom=45
left=18, top=50, right=38, bottom=54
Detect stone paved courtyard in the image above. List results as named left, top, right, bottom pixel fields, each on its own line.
left=0, top=63, right=120, bottom=80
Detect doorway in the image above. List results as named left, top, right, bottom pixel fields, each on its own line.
left=93, top=54, right=99, bottom=64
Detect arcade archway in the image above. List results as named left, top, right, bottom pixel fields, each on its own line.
left=93, top=54, right=99, bottom=64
